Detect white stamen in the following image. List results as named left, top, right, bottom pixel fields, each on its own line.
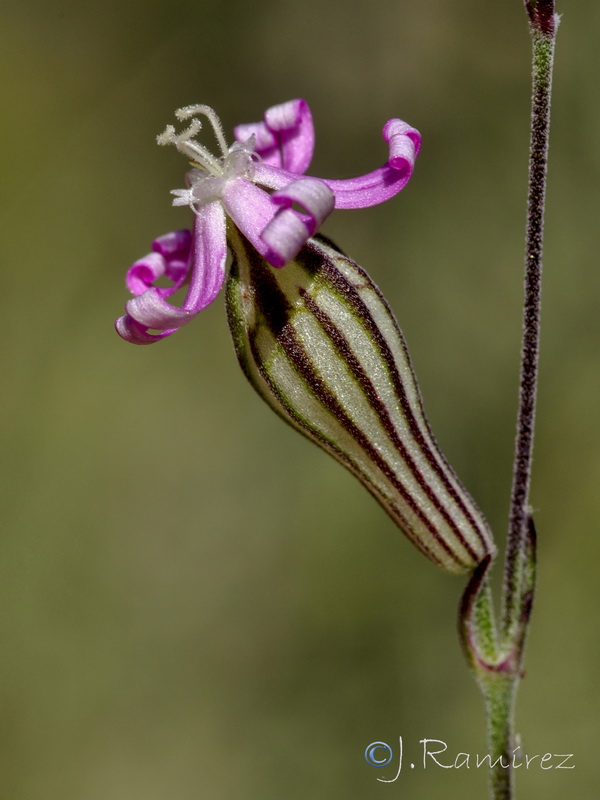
left=157, top=117, right=224, bottom=176
left=175, top=104, right=229, bottom=159
left=159, top=104, right=259, bottom=215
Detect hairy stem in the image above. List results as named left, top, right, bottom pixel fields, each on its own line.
left=460, top=7, right=556, bottom=800
left=503, top=5, right=556, bottom=639
left=484, top=674, right=517, bottom=800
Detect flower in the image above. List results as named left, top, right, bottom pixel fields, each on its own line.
left=226, top=229, right=495, bottom=574
left=116, top=100, right=421, bottom=344
left=113, top=100, right=494, bottom=573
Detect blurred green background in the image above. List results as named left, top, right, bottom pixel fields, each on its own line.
left=1, top=0, right=597, bottom=797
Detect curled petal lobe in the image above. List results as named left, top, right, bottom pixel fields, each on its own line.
left=252, top=118, right=421, bottom=210
left=264, top=99, right=314, bottom=174
left=126, top=252, right=168, bottom=296
left=152, top=228, right=193, bottom=259
left=116, top=203, right=227, bottom=344
left=261, top=178, right=335, bottom=267
left=383, top=119, right=422, bottom=165
left=234, top=99, right=314, bottom=174
left=259, top=212, right=311, bottom=269
left=125, top=229, right=192, bottom=297
left=322, top=118, right=421, bottom=208
left=233, top=120, right=278, bottom=155
left=115, top=314, right=178, bottom=345
left=270, top=178, right=334, bottom=235
left=125, top=288, right=197, bottom=330
left=223, top=176, right=334, bottom=269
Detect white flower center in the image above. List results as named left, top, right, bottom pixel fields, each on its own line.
left=157, top=104, right=258, bottom=212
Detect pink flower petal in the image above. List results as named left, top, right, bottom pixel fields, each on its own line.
left=126, top=252, right=168, bottom=296
left=185, top=203, right=228, bottom=310
left=383, top=119, right=422, bottom=165
left=125, top=288, right=195, bottom=329
left=323, top=119, right=421, bottom=208
left=322, top=164, right=414, bottom=209
left=260, top=177, right=335, bottom=266
left=253, top=118, right=421, bottom=210
left=115, top=314, right=178, bottom=344
left=234, top=99, right=314, bottom=174
left=252, top=162, right=294, bottom=191
left=259, top=210, right=310, bottom=268
left=223, top=177, right=332, bottom=269
left=125, top=229, right=193, bottom=297
left=152, top=229, right=193, bottom=259
left=221, top=178, right=281, bottom=264
left=232, top=121, right=278, bottom=162
left=270, top=177, right=334, bottom=234
left=117, top=203, right=227, bottom=344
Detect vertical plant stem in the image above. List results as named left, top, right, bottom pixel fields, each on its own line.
left=461, top=517, right=537, bottom=800
left=503, top=4, right=557, bottom=637
left=461, top=7, right=556, bottom=799
left=460, top=569, right=519, bottom=800
left=484, top=675, right=517, bottom=800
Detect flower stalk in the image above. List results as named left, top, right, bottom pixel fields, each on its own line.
left=503, top=1, right=557, bottom=639
left=460, top=4, right=557, bottom=799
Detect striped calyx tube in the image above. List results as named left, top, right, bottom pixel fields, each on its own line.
left=226, top=228, right=496, bottom=574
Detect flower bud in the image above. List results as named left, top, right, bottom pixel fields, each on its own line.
left=226, top=230, right=495, bottom=574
